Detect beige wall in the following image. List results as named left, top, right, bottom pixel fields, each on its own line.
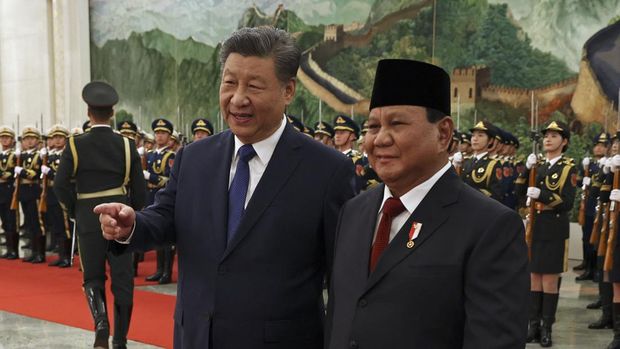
left=0, top=0, right=91, bottom=133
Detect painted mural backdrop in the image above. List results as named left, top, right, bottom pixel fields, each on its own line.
left=90, top=0, right=620, bottom=157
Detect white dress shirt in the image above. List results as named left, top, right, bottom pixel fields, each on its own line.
left=546, top=155, right=561, bottom=167
left=229, top=116, right=286, bottom=209
left=474, top=151, right=488, bottom=161
left=373, top=162, right=452, bottom=244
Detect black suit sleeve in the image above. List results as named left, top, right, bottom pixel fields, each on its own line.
left=128, top=140, right=146, bottom=210
left=54, top=146, right=76, bottom=218
left=463, top=209, right=529, bottom=348
left=322, top=157, right=355, bottom=286
left=113, top=146, right=183, bottom=254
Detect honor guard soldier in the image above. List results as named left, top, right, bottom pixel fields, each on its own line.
left=143, top=133, right=154, bottom=152
left=42, top=125, right=72, bottom=267
left=191, top=118, right=213, bottom=141
left=302, top=124, right=314, bottom=138
left=516, top=120, right=576, bottom=347
left=15, top=126, right=45, bottom=263
left=605, top=132, right=620, bottom=348
left=575, top=132, right=609, bottom=282
left=286, top=114, right=304, bottom=132
left=117, top=121, right=138, bottom=141
left=460, top=120, right=503, bottom=201
left=144, top=118, right=176, bottom=285
left=313, top=120, right=334, bottom=147
left=0, top=127, right=18, bottom=259
left=458, top=132, right=472, bottom=156
left=500, top=132, right=519, bottom=210
left=54, top=81, right=146, bottom=348
left=333, top=115, right=365, bottom=192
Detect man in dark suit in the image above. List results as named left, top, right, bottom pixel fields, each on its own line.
left=55, top=81, right=146, bottom=349
left=96, top=26, right=354, bottom=349
left=326, top=59, right=529, bottom=349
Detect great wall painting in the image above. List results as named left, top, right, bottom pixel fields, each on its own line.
left=89, top=0, right=620, bottom=144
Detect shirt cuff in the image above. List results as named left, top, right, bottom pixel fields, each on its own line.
left=114, top=221, right=136, bottom=245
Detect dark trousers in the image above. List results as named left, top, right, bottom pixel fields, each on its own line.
left=0, top=200, right=16, bottom=239
left=20, top=198, right=43, bottom=243
left=582, top=214, right=596, bottom=252
left=78, top=231, right=134, bottom=306
left=46, top=202, right=71, bottom=258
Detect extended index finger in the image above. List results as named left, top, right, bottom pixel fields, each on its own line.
left=93, top=203, right=121, bottom=216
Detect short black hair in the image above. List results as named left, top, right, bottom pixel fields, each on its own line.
left=88, top=107, right=113, bottom=121
left=220, top=26, right=301, bottom=84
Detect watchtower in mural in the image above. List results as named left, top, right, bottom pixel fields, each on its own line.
left=324, top=24, right=344, bottom=42
left=451, top=66, right=491, bottom=111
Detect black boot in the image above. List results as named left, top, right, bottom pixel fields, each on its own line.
left=540, top=293, right=559, bottom=347
left=590, top=282, right=613, bottom=329
left=30, top=234, right=46, bottom=264
left=588, top=298, right=603, bottom=309
left=158, top=247, right=175, bottom=285
left=577, top=250, right=595, bottom=281
left=526, top=291, right=543, bottom=343
left=112, top=303, right=132, bottom=349
left=85, top=286, right=110, bottom=349
left=57, top=238, right=72, bottom=268
left=1, top=231, right=18, bottom=259
left=607, top=303, right=620, bottom=349
left=145, top=249, right=164, bottom=282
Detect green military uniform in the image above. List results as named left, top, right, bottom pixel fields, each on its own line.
left=0, top=127, right=18, bottom=259
left=516, top=120, right=577, bottom=347
left=17, top=127, right=45, bottom=263
left=461, top=121, right=503, bottom=201
left=54, top=81, right=146, bottom=349
left=44, top=125, right=73, bottom=267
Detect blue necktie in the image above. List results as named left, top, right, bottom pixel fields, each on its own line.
left=227, top=144, right=256, bottom=245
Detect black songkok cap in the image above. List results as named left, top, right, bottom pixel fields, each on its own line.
left=369, top=59, right=451, bottom=116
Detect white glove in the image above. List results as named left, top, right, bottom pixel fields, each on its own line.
left=611, top=189, right=620, bottom=203
left=137, top=146, right=145, bottom=156
left=526, top=153, right=537, bottom=169
left=599, top=156, right=608, bottom=166
left=612, top=155, right=620, bottom=169
left=582, top=157, right=590, bottom=169
left=452, top=151, right=463, bottom=166
left=41, top=165, right=51, bottom=175
left=582, top=176, right=591, bottom=187
left=604, top=158, right=613, bottom=174
left=39, top=147, right=47, bottom=157
left=14, top=166, right=23, bottom=175
left=143, top=170, right=151, bottom=180
left=527, top=186, right=541, bottom=199
left=14, top=149, right=21, bottom=157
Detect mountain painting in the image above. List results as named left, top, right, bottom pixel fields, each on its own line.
left=89, top=0, right=620, bottom=150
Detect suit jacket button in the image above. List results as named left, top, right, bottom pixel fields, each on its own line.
left=358, top=299, right=368, bottom=307
left=349, top=340, right=358, bottom=349
left=217, top=265, right=227, bottom=275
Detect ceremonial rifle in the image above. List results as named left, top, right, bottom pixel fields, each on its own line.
left=578, top=162, right=590, bottom=226
left=524, top=94, right=539, bottom=260
left=38, top=148, right=48, bottom=213
left=604, top=165, right=620, bottom=271
left=10, top=144, right=21, bottom=210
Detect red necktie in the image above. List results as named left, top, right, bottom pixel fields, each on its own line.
left=369, top=197, right=406, bottom=272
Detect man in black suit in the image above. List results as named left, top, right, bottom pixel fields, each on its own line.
left=55, top=81, right=146, bottom=349
left=95, top=26, right=354, bottom=349
left=326, top=59, right=529, bottom=349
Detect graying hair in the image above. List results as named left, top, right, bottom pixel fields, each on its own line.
left=220, top=26, right=301, bottom=84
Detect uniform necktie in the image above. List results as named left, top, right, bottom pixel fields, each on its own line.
left=227, top=144, right=256, bottom=245
left=369, top=197, right=406, bottom=272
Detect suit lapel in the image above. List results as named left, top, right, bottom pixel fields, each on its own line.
left=351, top=186, right=384, bottom=282
left=204, top=131, right=234, bottom=257
left=364, top=169, right=461, bottom=293
left=221, top=124, right=303, bottom=259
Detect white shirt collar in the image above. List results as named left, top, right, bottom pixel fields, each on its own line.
left=233, top=115, right=286, bottom=165
left=379, top=162, right=452, bottom=215
left=475, top=152, right=488, bottom=160
left=547, top=155, right=562, bottom=167
left=341, top=148, right=352, bottom=155
left=90, top=124, right=111, bottom=129
left=155, top=145, right=169, bottom=154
